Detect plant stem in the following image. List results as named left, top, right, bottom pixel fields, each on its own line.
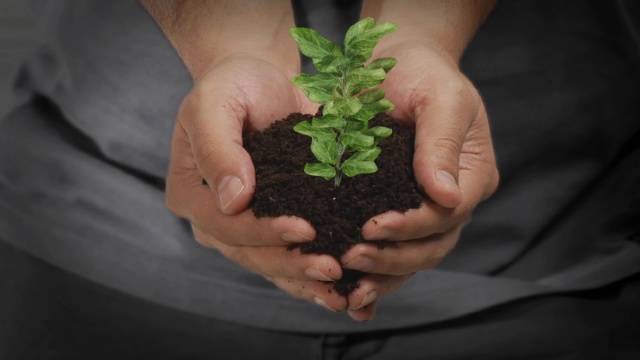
left=333, top=70, right=350, bottom=188
left=334, top=139, right=344, bottom=187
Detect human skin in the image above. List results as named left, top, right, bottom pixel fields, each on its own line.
left=141, top=0, right=499, bottom=321
left=268, top=0, right=499, bottom=321
left=346, top=0, right=500, bottom=321
left=140, top=0, right=348, bottom=312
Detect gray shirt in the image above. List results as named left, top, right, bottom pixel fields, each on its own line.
left=1, top=0, right=639, bottom=332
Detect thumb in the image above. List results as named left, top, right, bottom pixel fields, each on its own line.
left=179, top=89, right=255, bottom=215
left=413, top=89, right=476, bottom=209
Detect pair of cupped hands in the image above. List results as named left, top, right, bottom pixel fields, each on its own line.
left=164, top=34, right=499, bottom=321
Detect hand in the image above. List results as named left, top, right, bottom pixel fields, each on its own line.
left=165, top=54, right=349, bottom=311
left=341, top=40, right=499, bottom=321
left=142, top=1, right=355, bottom=313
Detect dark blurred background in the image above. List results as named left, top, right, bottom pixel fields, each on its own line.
left=0, top=0, right=38, bottom=119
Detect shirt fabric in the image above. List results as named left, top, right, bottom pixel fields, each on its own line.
left=1, top=0, right=639, bottom=333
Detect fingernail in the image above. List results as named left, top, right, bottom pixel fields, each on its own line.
left=351, top=290, right=378, bottom=310
left=348, top=310, right=373, bottom=322
left=281, top=231, right=314, bottom=243
left=217, top=175, right=244, bottom=211
left=436, top=170, right=458, bottom=190
left=314, top=297, right=338, bottom=312
left=305, top=267, right=334, bottom=281
left=343, top=255, right=375, bottom=271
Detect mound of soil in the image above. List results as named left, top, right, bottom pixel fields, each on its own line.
left=244, top=112, right=424, bottom=296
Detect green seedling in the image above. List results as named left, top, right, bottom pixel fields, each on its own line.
left=290, top=17, right=398, bottom=187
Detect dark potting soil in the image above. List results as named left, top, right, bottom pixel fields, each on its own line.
left=244, top=112, right=424, bottom=296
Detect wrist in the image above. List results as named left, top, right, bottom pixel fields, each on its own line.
left=361, top=0, right=497, bottom=64
left=141, top=0, right=299, bottom=80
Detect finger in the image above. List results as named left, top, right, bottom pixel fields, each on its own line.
left=343, top=225, right=463, bottom=276
left=179, top=82, right=255, bottom=216
left=347, top=273, right=414, bottom=312
left=361, top=203, right=462, bottom=241
left=362, top=111, right=494, bottom=242
left=265, top=275, right=348, bottom=312
left=192, top=226, right=342, bottom=281
left=457, top=104, right=500, bottom=204
left=192, top=203, right=316, bottom=246
left=347, top=302, right=377, bottom=322
left=176, top=179, right=315, bottom=246
left=167, top=123, right=315, bottom=246
left=412, top=78, right=480, bottom=209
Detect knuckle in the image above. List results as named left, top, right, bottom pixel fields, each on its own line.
left=375, top=251, right=412, bottom=276
left=164, top=169, right=188, bottom=217
left=431, top=249, right=448, bottom=266
left=432, top=137, right=463, bottom=159
left=164, top=189, right=181, bottom=216
left=408, top=88, right=430, bottom=115
left=269, top=277, right=304, bottom=299
left=433, top=222, right=453, bottom=236
left=176, top=96, right=202, bottom=134
left=457, top=202, right=476, bottom=219
left=437, top=78, right=473, bottom=107
left=444, top=79, right=469, bottom=98
left=353, top=245, right=403, bottom=276
left=281, top=279, right=313, bottom=301
left=256, top=224, right=272, bottom=245
left=425, top=245, right=449, bottom=269
left=423, top=228, right=461, bottom=270
left=379, top=259, right=404, bottom=276
left=427, top=208, right=459, bottom=235
left=164, top=185, right=194, bottom=222
left=486, top=168, right=500, bottom=198
left=432, top=213, right=458, bottom=235
left=445, top=77, right=479, bottom=106
left=222, top=247, right=254, bottom=271
left=194, top=140, right=221, bottom=173
left=192, top=229, right=217, bottom=249
left=179, top=88, right=205, bottom=119
left=262, top=274, right=276, bottom=283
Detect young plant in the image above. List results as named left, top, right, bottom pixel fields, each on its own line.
left=290, top=17, right=398, bottom=187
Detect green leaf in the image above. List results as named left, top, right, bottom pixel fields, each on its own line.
left=312, top=114, right=347, bottom=129
left=359, top=89, right=385, bottom=104
left=311, top=137, right=338, bottom=164
left=344, top=22, right=398, bottom=65
left=339, top=131, right=374, bottom=151
left=304, top=162, right=336, bottom=180
left=344, top=17, right=375, bottom=48
left=324, top=96, right=362, bottom=116
left=347, top=68, right=386, bottom=86
left=351, top=110, right=376, bottom=122
left=291, top=73, right=339, bottom=104
left=313, top=54, right=348, bottom=75
left=345, top=120, right=367, bottom=132
left=367, top=57, right=397, bottom=73
left=365, top=125, right=393, bottom=139
left=350, top=147, right=381, bottom=161
left=290, top=27, right=342, bottom=62
left=341, top=159, right=378, bottom=177
left=292, top=19, right=398, bottom=184
left=352, top=99, right=395, bottom=121
left=346, top=68, right=386, bottom=94
left=293, top=121, right=335, bottom=140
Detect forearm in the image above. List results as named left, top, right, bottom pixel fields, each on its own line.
left=361, top=0, right=497, bottom=63
left=140, top=0, right=297, bottom=79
